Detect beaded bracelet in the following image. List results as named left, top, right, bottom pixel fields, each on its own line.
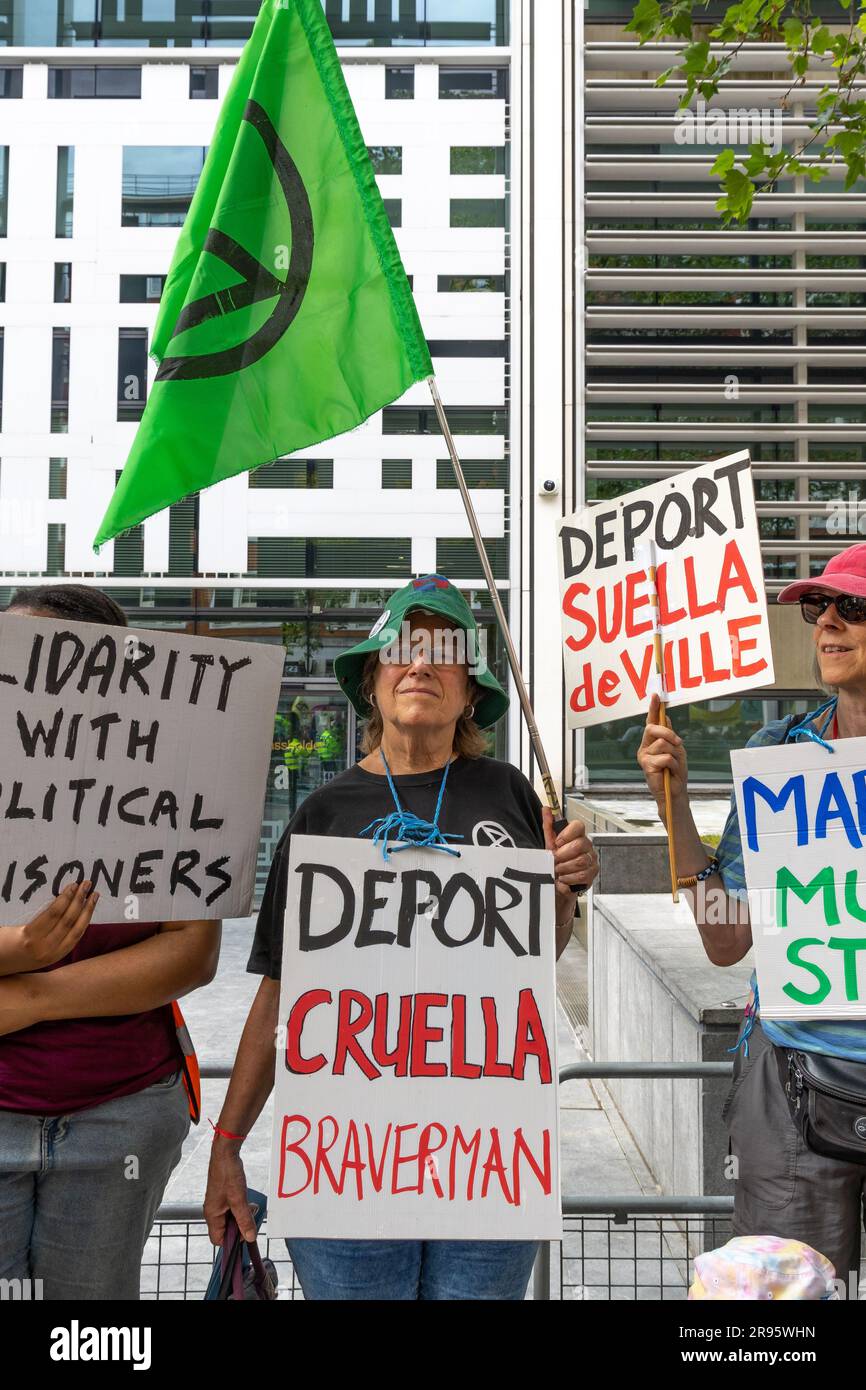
left=676, top=856, right=720, bottom=889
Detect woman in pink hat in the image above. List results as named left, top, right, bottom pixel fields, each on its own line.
left=637, top=541, right=866, bottom=1300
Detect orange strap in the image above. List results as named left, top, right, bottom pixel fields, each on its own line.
left=171, top=1000, right=201, bottom=1125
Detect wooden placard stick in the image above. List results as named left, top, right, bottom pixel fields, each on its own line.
left=642, top=545, right=679, bottom=902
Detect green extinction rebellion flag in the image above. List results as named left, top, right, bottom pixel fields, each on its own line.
left=94, top=0, right=432, bottom=551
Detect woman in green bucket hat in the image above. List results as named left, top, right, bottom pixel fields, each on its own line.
left=205, top=574, right=598, bottom=1301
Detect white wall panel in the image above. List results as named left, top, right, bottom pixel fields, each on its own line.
left=0, top=52, right=511, bottom=600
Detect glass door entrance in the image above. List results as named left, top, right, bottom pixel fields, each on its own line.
left=256, top=681, right=353, bottom=901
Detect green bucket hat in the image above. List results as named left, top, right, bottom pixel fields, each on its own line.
left=334, top=575, right=509, bottom=729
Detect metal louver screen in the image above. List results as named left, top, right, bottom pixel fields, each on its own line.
left=583, top=19, right=866, bottom=594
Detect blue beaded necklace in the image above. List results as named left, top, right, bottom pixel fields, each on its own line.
left=359, top=749, right=464, bottom=863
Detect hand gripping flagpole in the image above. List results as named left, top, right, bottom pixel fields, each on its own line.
left=427, top=376, right=573, bottom=849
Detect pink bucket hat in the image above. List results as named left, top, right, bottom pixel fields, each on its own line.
left=778, top=541, right=866, bottom=604
left=689, top=1236, right=839, bottom=1300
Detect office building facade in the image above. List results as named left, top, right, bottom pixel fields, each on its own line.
left=0, top=2, right=860, bottom=882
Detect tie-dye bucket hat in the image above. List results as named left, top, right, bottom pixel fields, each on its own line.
left=689, top=1236, right=839, bottom=1300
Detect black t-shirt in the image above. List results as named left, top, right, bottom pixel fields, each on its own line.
left=248, top=755, right=546, bottom=979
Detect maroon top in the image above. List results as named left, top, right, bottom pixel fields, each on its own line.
left=0, top=920, right=180, bottom=1115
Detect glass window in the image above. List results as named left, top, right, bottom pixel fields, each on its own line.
left=437, top=274, right=505, bottom=292
left=48, top=66, right=141, bottom=98
left=122, top=146, right=206, bottom=228
left=439, top=68, right=508, bottom=100
left=585, top=696, right=828, bottom=786
left=46, top=523, right=66, bottom=577
left=247, top=538, right=412, bottom=579
left=437, top=538, right=507, bottom=578
left=41, top=1, right=99, bottom=46
left=112, top=525, right=144, bottom=578
left=383, top=199, right=402, bottom=228
left=190, top=66, right=218, bottom=99
left=0, top=264, right=5, bottom=300
left=169, top=497, right=197, bottom=576
left=450, top=198, right=506, bottom=228
left=49, top=457, right=67, bottom=500
left=97, top=66, right=142, bottom=97
left=367, top=145, right=402, bottom=175
left=0, top=68, right=22, bottom=98
left=51, top=328, right=70, bottom=433
left=0, top=147, right=7, bottom=237
left=450, top=146, right=506, bottom=174
left=100, top=0, right=205, bottom=46
left=428, top=340, right=505, bottom=357
left=385, top=67, right=414, bottom=99
left=109, top=468, right=144, bottom=576
left=54, top=262, right=72, bottom=303
left=426, top=0, right=507, bottom=45
left=2, top=1, right=506, bottom=47
left=436, top=459, right=507, bottom=488
left=49, top=68, right=93, bottom=98
left=206, top=0, right=260, bottom=46
left=56, top=147, right=74, bottom=238
left=248, top=460, right=334, bottom=488
left=119, top=273, right=166, bottom=302
left=117, top=328, right=148, bottom=421
left=324, top=0, right=506, bottom=47
left=383, top=405, right=507, bottom=435
left=382, top=460, right=412, bottom=489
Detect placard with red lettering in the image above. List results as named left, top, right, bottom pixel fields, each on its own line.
left=558, top=452, right=774, bottom=727
left=268, top=836, right=562, bottom=1240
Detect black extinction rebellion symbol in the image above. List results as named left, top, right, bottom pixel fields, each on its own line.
left=155, top=100, right=314, bottom=383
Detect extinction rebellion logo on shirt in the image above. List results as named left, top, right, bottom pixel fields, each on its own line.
left=472, top=820, right=515, bottom=848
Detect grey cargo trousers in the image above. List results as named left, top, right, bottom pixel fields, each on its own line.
left=724, top=1018, right=866, bottom=1298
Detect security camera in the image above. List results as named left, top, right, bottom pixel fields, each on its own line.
left=539, top=479, right=559, bottom=497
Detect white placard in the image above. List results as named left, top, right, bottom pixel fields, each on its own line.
left=269, top=835, right=563, bottom=1240
left=0, top=613, right=284, bottom=923
left=731, top=735, right=866, bottom=1019
left=558, top=453, right=775, bottom=727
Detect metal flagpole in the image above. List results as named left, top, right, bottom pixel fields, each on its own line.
left=427, top=375, right=566, bottom=825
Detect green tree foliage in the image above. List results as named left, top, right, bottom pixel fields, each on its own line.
left=625, top=0, right=866, bottom=221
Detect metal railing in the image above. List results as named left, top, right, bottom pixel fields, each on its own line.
left=532, top=1062, right=734, bottom=1300
left=152, top=1060, right=734, bottom=1300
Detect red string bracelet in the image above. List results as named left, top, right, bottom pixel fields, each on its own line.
left=209, top=1119, right=247, bottom=1142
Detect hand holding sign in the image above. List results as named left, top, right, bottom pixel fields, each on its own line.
left=542, top=807, right=597, bottom=913
left=0, top=881, right=99, bottom=975
left=637, top=693, right=688, bottom=807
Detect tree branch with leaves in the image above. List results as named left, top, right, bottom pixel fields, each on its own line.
left=625, top=0, right=866, bottom=222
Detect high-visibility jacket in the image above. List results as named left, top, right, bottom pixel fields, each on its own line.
left=171, top=1000, right=201, bottom=1124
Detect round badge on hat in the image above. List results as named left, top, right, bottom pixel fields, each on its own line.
left=368, top=609, right=391, bottom=638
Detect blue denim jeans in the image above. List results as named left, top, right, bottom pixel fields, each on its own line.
left=0, top=1069, right=189, bottom=1300
left=287, top=1237, right=539, bottom=1301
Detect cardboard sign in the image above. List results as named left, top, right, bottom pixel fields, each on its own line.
left=731, top=736, right=866, bottom=1020
left=558, top=453, right=774, bottom=728
left=268, top=836, right=562, bottom=1240
left=0, top=614, right=283, bottom=924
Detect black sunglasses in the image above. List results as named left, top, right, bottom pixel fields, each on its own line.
left=799, top=592, right=866, bottom=625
